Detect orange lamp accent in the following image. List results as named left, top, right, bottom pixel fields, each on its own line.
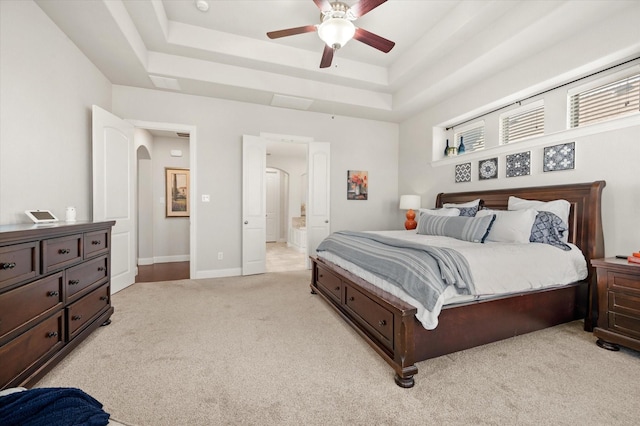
left=405, top=209, right=417, bottom=230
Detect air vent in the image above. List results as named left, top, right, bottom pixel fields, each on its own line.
left=149, top=75, right=181, bottom=91
left=176, top=132, right=190, bottom=138
left=270, top=94, right=313, bottom=110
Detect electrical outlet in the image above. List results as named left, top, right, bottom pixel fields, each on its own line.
left=202, top=194, right=210, bottom=202
left=217, top=252, right=223, bottom=260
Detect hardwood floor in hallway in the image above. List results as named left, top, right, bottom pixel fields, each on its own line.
left=134, top=243, right=306, bottom=283
left=135, top=262, right=190, bottom=283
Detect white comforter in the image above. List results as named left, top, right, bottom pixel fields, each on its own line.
left=317, top=230, right=588, bottom=330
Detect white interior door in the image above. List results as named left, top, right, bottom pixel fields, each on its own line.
left=265, top=169, right=279, bottom=243
left=242, top=135, right=266, bottom=275
left=307, top=142, right=331, bottom=262
left=92, top=105, right=136, bottom=294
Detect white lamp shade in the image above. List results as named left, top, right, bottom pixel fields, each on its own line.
left=318, top=18, right=356, bottom=49
left=399, top=195, right=421, bottom=210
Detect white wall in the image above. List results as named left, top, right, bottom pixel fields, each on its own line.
left=151, top=136, right=190, bottom=262
left=136, top=129, right=154, bottom=263
left=112, top=86, right=399, bottom=276
left=0, top=0, right=112, bottom=224
left=398, top=7, right=640, bottom=257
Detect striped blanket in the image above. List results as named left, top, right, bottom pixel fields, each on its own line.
left=316, top=231, right=475, bottom=311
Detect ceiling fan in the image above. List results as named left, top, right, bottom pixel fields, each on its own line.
left=267, top=0, right=395, bottom=68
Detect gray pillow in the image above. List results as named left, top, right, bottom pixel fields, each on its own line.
left=417, top=213, right=496, bottom=243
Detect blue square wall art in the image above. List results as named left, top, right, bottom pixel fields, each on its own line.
left=506, top=151, right=530, bottom=178
left=544, top=142, right=575, bottom=172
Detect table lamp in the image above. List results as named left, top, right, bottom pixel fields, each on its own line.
left=399, top=195, right=421, bottom=230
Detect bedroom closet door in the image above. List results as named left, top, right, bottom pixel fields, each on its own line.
left=307, top=142, right=331, bottom=263
left=92, top=105, right=136, bottom=294
left=242, top=135, right=267, bottom=275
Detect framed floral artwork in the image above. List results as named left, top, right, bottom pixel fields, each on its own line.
left=506, top=151, right=531, bottom=178
left=478, top=158, right=498, bottom=180
left=166, top=167, right=190, bottom=217
left=544, top=142, right=575, bottom=172
left=347, top=170, right=368, bottom=200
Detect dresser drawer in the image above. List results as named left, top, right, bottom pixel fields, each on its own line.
left=316, top=265, right=342, bottom=303
left=0, top=311, right=64, bottom=389
left=0, top=272, right=64, bottom=344
left=608, top=291, right=640, bottom=319
left=65, top=256, right=108, bottom=302
left=607, top=271, right=640, bottom=295
left=344, top=284, right=394, bottom=350
left=0, top=242, right=38, bottom=291
left=42, top=234, right=82, bottom=273
left=84, top=230, right=109, bottom=259
left=67, top=284, right=110, bottom=340
left=607, top=312, right=640, bottom=340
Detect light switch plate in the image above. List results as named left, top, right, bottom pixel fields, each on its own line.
left=201, top=194, right=210, bottom=202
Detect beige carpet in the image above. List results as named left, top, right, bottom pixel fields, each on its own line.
left=36, top=271, right=640, bottom=425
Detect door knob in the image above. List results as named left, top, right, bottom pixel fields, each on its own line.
left=325, top=220, right=329, bottom=223
left=244, top=221, right=249, bottom=224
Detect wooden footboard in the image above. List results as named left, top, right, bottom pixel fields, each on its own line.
left=311, top=256, right=419, bottom=387
left=311, top=256, right=587, bottom=388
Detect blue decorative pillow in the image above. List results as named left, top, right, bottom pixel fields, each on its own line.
left=443, top=199, right=482, bottom=217
left=417, top=213, right=496, bottom=243
left=530, top=211, right=570, bottom=250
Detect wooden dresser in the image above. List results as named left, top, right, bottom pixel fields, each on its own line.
left=0, top=221, right=115, bottom=390
left=591, top=258, right=640, bottom=352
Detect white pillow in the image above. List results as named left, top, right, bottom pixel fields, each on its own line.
left=476, top=208, right=538, bottom=244
left=418, top=208, right=460, bottom=217
left=443, top=198, right=481, bottom=208
left=508, top=196, right=570, bottom=242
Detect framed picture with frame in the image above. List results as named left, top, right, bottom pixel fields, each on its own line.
left=166, top=167, right=190, bottom=217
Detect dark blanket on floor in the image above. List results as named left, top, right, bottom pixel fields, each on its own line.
left=0, top=387, right=110, bottom=426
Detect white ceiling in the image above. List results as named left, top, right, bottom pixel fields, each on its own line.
left=35, top=0, right=637, bottom=123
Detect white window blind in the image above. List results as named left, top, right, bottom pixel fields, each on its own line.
left=454, top=124, right=484, bottom=153
left=501, top=104, right=544, bottom=143
left=569, top=73, right=640, bottom=128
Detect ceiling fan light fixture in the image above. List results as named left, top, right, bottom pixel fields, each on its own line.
left=318, top=18, right=355, bottom=49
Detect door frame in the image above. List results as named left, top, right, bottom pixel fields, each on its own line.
left=128, top=120, right=197, bottom=280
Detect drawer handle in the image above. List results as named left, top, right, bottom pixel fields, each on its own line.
left=72, top=315, right=83, bottom=321
left=58, top=248, right=71, bottom=254
left=47, top=290, right=59, bottom=297
left=92, top=240, right=101, bottom=245
left=334, top=286, right=340, bottom=291
left=47, top=331, right=58, bottom=338
left=348, top=296, right=355, bottom=301
left=97, top=267, right=106, bottom=271
left=378, top=320, right=387, bottom=327
left=1, top=262, right=16, bottom=269
left=319, top=274, right=323, bottom=278
left=69, top=279, right=80, bottom=285
left=99, top=296, right=108, bottom=301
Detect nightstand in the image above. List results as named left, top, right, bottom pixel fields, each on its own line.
left=591, top=258, right=640, bottom=352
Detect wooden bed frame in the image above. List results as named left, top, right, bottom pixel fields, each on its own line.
left=309, top=181, right=605, bottom=388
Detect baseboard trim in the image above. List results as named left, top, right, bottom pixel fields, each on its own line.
left=195, top=268, right=242, bottom=279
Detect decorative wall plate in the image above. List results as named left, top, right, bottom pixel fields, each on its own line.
left=506, top=151, right=531, bottom=178
left=544, top=142, right=575, bottom=172
left=478, top=158, right=498, bottom=180
left=455, top=162, right=472, bottom=183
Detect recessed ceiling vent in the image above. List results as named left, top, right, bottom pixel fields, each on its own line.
left=176, top=132, right=190, bottom=138
left=270, top=94, right=313, bottom=111
left=149, top=75, right=181, bottom=91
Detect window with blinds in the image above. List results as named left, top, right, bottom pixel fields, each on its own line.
left=569, top=72, right=640, bottom=128
left=454, top=123, right=485, bottom=153
left=501, top=103, right=544, bottom=144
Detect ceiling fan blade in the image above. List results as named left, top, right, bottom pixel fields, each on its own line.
left=320, top=45, right=334, bottom=68
left=353, top=27, right=395, bottom=53
left=349, top=0, right=387, bottom=18
left=313, top=0, right=333, bottom=12
left=267, top=25, right=317, bottom=39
